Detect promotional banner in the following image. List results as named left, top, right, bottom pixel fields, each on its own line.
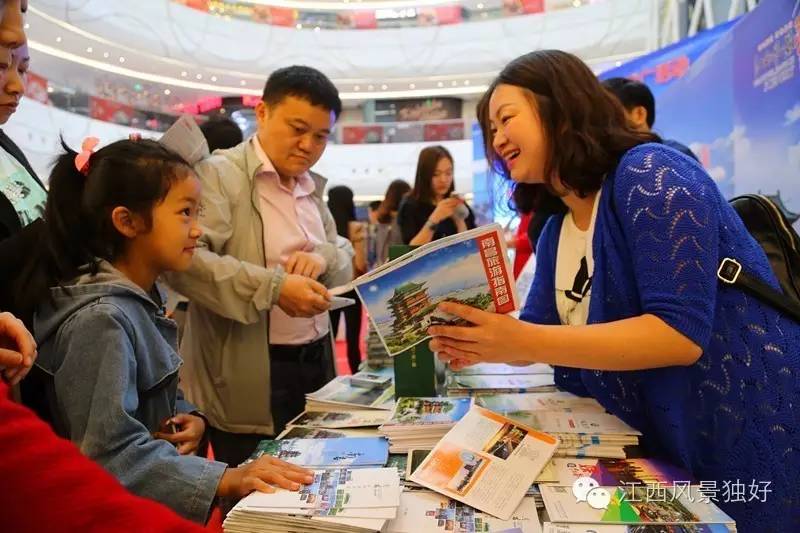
left=656, top=0, right=800, bottom=228
left=89, top=96, right=135, bottom=126
left=24, top=71, right=50, bottom=105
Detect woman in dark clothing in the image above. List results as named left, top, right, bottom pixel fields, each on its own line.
left=397, top=145, right=475, bottom=245
left=327, top=185, right=364, bottom=374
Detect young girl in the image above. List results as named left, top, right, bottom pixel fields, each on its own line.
left=429, top=50, right=800, bottom=531
left=397, top=145, right=475, bottom=245
left=26, top=138, right=313, bottom=523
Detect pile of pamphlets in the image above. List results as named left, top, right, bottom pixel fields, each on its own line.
left=306, top=375, right=395, bottom=412
left=246, top=437, right=389, bottom=469
left=379, top=397, right=473, bottom=453
left=223, top=467, right=401, bottom=533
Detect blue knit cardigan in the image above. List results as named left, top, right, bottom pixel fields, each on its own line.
left=520, top=143, right=800, bottom=531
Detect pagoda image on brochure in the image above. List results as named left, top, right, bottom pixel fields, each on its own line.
left=387, top=281, right=432, bottom=336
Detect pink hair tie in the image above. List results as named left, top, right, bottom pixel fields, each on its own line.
left=74, top=137, right=100, bottom=176
left=129, top=133, right=141, bottom=142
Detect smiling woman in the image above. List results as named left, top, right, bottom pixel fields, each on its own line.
left=429, top=49, right=800, bottom=532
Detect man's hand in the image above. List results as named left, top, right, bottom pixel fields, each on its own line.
left=217, top=456, right=315, bottom=498
left=277, top=274, right=331, bottom=317
left=153, top=413, right=206, bottom=455
left=0, top=312, right=37, bottom=385
left=284, top=251, right=326, bottom=280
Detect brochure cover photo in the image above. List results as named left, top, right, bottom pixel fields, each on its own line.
left=354, top=224, right=518, bottom=356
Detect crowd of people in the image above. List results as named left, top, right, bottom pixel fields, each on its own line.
left=0, top=1, right=798, bottom=531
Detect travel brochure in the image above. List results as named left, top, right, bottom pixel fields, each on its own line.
left=451, top=363, right=554, bottom=376
left=540, top=485, right=736, bottom=528
left=306, top=375, right=395, bottom=412
left=248, top=437, right=389, bottom=468
left=385, top=397, right=474, bottom=427
left=548, top=458, right=694, bottom=487
left=287, top=409, right=392, bottom=429
left=446, top=374, right=557, bottom=396
left=476, top=392, right=606, bottom=413
left=387, top=491, right=542, bottom=533
left=409, top=405, right=559, bottom=520
left=541, top=525, right=734, bottom=533
left=348, top=224, right=518, bottom=356
left=276, top=426, right=380, bottom=440
left=224, top=467, right=401, bottom=533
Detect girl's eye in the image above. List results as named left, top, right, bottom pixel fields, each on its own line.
left=501, top=116, right=511, bottom=125
left=181, top=208, right=192, bottom=216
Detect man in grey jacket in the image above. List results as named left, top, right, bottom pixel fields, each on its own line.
left=167, top=66, right=346, bottom=467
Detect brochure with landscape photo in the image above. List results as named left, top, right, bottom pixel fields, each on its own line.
left=540, top=485, right=736, bottom=527
left=287, top=410, right=391, bottom=429
left=542, top=525, right=733, bottom=533
left=350, top=224, right=517, bottom=356
left=409, top=405, right=559, bottom=520
left=249, top=437, right=389, bottom=468
left=384, top=397, right=474, bottom=427
left=387, top=491, right=542, bottom=533
left=548, top=458, right=694, bottom=487
left=476, top=392, right=606, bottom=413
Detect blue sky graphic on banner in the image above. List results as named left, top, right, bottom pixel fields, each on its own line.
left=656, top=0, right=800, bottom=229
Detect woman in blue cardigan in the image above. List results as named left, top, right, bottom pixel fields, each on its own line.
left=428, top=50, right=800, bottom=531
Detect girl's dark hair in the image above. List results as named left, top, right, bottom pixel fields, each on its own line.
left=16, top=138, right=192, bottom=309
left=410, top=145, right=455, bottom=205
left=327, top=185, right=355, bottom=238
left=477, top=49, right=658, bottom=214
left=376, top=179, right=411, bottom=224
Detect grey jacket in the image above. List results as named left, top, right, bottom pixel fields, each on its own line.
left=34, top=262, right=227, bottom=524
left=164, top=140, right=344, bottom=435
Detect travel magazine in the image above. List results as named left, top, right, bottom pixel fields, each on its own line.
left=340, top=224, right=518, bottom=356
left=409, top=405, right=559, bottom=520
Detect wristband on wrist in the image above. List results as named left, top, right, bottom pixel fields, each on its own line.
left=425, top=218, right=438, bottom=230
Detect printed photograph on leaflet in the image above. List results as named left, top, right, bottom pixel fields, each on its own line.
left=248, top=437, right=388, bottom=468
left=276, top=426, right=379, bottom=440
left=354, top=224, right=517, bottom=356
left=287, top=409, right=391, bottom=429
left=541, top=525, right=733, bottom=532
left=476, top=392, right=606, bottom=413
left=386, top=397, right=473, bottom=426
left=410, top=406, right=558, bottom=520
left=387, top=490, right=542, bottom=533
left=307, top=375, right=396, bottom=410
left=549, top=458, right=694, bottom=487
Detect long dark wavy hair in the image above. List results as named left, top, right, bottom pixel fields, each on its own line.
left=375, top=179, right=411, bottom=224
left=409, top=145, right=455, bottom=205
left=476, top=50, right=658, bottom=214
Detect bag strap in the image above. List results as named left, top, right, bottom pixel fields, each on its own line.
left=717, top=257, right=800, bottom=323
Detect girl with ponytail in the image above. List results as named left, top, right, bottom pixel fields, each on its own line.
left=22, top=136, right=313, bottom=523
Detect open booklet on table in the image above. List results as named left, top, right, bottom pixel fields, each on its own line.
left=332, top=223, right=518, bottom=357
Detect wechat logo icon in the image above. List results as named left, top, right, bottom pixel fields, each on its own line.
left=572, top=476, right=611, bottom=510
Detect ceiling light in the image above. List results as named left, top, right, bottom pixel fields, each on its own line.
left=86, top=47, right=93, bottom=53
left=381, top=84, right=388, bottom=90
left=437, top=81, right=444, bottom=87
left=55, top=37, right=62, bottom=43
left=220, top=108, right=227, bottom=114
left=211, top=75, right=218, bottom=82
left=615, top=60, right=622, bottom=66
left=314, top=26, right=321, bottom=32
left=296, top=23, right=302, bottom=29
left=118, top=56, right=125, bottom=63
left=24, top=23, right=29, bottom=30
left=451, top=80, right=458, bottom=86
left=368, top=84, right=374, bottom=90
left=164, top=89, right=171, bottom=95
left=196, top=74, right=203, bottom=80
left=181, top=71, right=188, bottom=77
left=477, top=2, right=484, bottom=8
left=409, top=83, right=416, bottom=89
left=464, top=80, right=470, bottom=86
left=103, top=52, right=109, bottom=58
left=240, top=80, right=247, bottom=86
left=354, top=85, right=360, bottom=91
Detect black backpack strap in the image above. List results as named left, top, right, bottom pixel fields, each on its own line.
left=717, top=257, right=800, bottom=322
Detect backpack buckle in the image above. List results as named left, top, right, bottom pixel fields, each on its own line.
left=717, top=257, right=742, bottom=284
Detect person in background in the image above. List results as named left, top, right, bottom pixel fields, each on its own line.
left=18, top=138, right=312, bottom=523
left=165, top=66, right=344, bottom=468
left=327, top=185, right=365, bottom=374
left=602, top=77, right=698, bottom=161
left=199, top=117, right=244, bottom=153
left=397, top=145, right=475, bottom=246
left=429, top=50, right=800, bottom=532
left=370, top=179, right=411, bottom=268
left=510, top=212, right=532, bottom=278
left=367, top=199, right=382, bottom=224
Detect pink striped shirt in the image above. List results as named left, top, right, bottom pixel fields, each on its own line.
left=252, top=137, right=329, bottom=345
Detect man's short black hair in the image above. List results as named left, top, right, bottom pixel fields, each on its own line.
left=199, top=117, right=244, bottom=152
left=602, top=77, right=656, bottom=128
left=262, top=65, right=342, bottom=119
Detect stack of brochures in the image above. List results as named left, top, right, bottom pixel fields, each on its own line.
left=544, top=457, right=694, bottom=487
left=408, top=405, right=559, bottom=520
left=365, top=326, right=392, bottom=368
left=542, top=526, right=735, bottom=533
left=341, top=224, right=519, bottom=358
left=306, top=375, right=395, bottom=412
left=223, top=467, right=402, bottom=533
left=386, top=490, right=543, bottom=533
left=378, top=397, right=473, bottom=453
left=287, top=409, right=392, bottom=429
left=445, top=373, right=557, bottom=396
left=276, top=426, right=381, bottom=440
left=540, top=484, right=736, bottom=531
left=450, top=362, right=555, bottom=377
left=476, top=394, right=641, bottom=459
left=246, top=437, right=389, bottom=469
